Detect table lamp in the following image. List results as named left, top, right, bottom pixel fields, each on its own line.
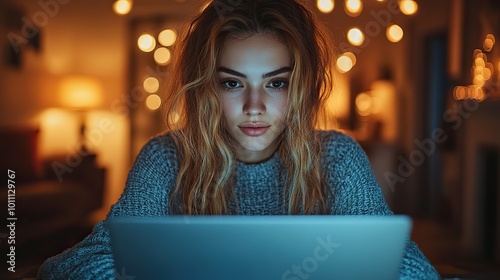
left=58, top=75, right=104, bottom=153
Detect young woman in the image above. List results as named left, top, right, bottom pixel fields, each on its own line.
left=38, top=0, right=440, bottom=279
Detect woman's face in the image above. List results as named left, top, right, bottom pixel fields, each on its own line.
left=218, top=34, right=291, bottom=163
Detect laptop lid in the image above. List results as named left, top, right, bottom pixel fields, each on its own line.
left=109, top=215, right=411, bottom=280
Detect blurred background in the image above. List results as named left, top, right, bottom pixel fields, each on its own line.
left=0, top=0, right=499, bottom=278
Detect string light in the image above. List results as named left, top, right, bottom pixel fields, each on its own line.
left=138, top=34, right=156, bottom=52
left=483, top=34, right=495, bottom=52
left=347, top=28, right=364, bottom=46
left=113, top=0, right=133, bottom=15
left=399, top=0, right=418, bottom=15
left=143, top=77, right=160, bottom=93
left=146, top=94, right=162, bottom=111
left=336, top=54, right=354, bottom=73
left=345, top=0, right=362, bottom=17
left=158, top=29, right=177, bottom=47
left=154, top=47, right=171, bottom=65
left=386, top=24, right=404, bottom=43
left=317, top=0, right=335, bottom=13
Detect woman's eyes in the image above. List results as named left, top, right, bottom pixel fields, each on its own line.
left=219, top=79, right=289, bottom=92
left=267, top=80, right=288, bottom=90
left=221, top=80, right=242, bottom=91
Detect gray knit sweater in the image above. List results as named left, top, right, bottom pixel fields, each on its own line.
left=37, top=130, right=440, bottom=279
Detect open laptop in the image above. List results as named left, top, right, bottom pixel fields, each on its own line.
left=109, top=215, right=411, bottom=280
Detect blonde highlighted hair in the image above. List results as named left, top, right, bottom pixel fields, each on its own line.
left=166, top=0, right=335, bottom=215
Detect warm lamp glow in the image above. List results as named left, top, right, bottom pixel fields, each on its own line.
left=371, top=80, right=397, bottom=142
left=113, top=0, right=132, bottom=15
left=386, top=24, right=403, bottom=42
left=154, top=47, right=171, bottom=65
left=399, top=0, right=418, bottom=15
left=146, top=94, right=162, bottom=111
left=158, top=29, right=177, bottom=47
left=345, top=0, right=362, bottom=17
left=39, top=109, right=80, bottom=157
left=59, top=76, right=104, bottom=109
left=317, top=0, right=334, bottom=13
left=138, top=34, right=156, bottom=52
left=347, top=28, right=364, bottom=46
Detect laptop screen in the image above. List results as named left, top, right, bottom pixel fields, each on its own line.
left=110, top=215, right=411, bottom=280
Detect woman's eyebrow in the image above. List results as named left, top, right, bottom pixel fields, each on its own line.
left=262, top=67, right=292, bottom=78
left=218, top=67, right=246, bottom=78
left=217, top=67, right=292, bottom=79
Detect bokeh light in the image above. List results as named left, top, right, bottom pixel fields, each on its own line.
left=154, top=47, right=171, bottom=65
left=386, top=24, right=404, bottom=43
left=483, top=34, right=495, bottom=52
left=355, top=92, right=372, bottom=116
left=343, top=52, right=357, bottom=66
left=143, top=77, right=160, bottom=93
left=347, top=28, right=364, bottom=46
left=113, top=0, right=132, bottom=15
left=158, top=29, right=177, bottom=47
left=336, top=54, right=354, bottom=73
left=399, top=0, right=418, bottom=15
left=345, top=0, right=362, bottom=17
left=146, top=94, right=162, bottom=111
left=317, top=0, right=335, bottom=13
left=453, top=86, right=466, bottom=100
left=138, top=34, right=156, bottom=52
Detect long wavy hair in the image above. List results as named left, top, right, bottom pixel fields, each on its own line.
left=166, top=0, right=335, bottom=215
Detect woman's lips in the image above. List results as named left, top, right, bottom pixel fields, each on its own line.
left=238, top=123, right=270, bottom=137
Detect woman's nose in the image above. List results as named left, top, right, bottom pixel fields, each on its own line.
left=243, top=88, right=266, bottom=116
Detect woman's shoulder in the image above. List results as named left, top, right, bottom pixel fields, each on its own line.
left=317, top=129, right=360, bottom=151
left=316, top=130, right=365, bottom=164
left=142, top=131, right=178, bottom=153
left=133, top=131, right=179, bottom=170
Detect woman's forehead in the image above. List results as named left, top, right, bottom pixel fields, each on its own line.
left=218, top=35, right=292, bottom=70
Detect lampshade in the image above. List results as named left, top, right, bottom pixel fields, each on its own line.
left=59, top=76, right=104, bottom=109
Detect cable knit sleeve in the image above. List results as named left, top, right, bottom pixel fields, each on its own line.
left=320, top=130, right=440, bottom=280
left=37, top=134, right=178, bottom=280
